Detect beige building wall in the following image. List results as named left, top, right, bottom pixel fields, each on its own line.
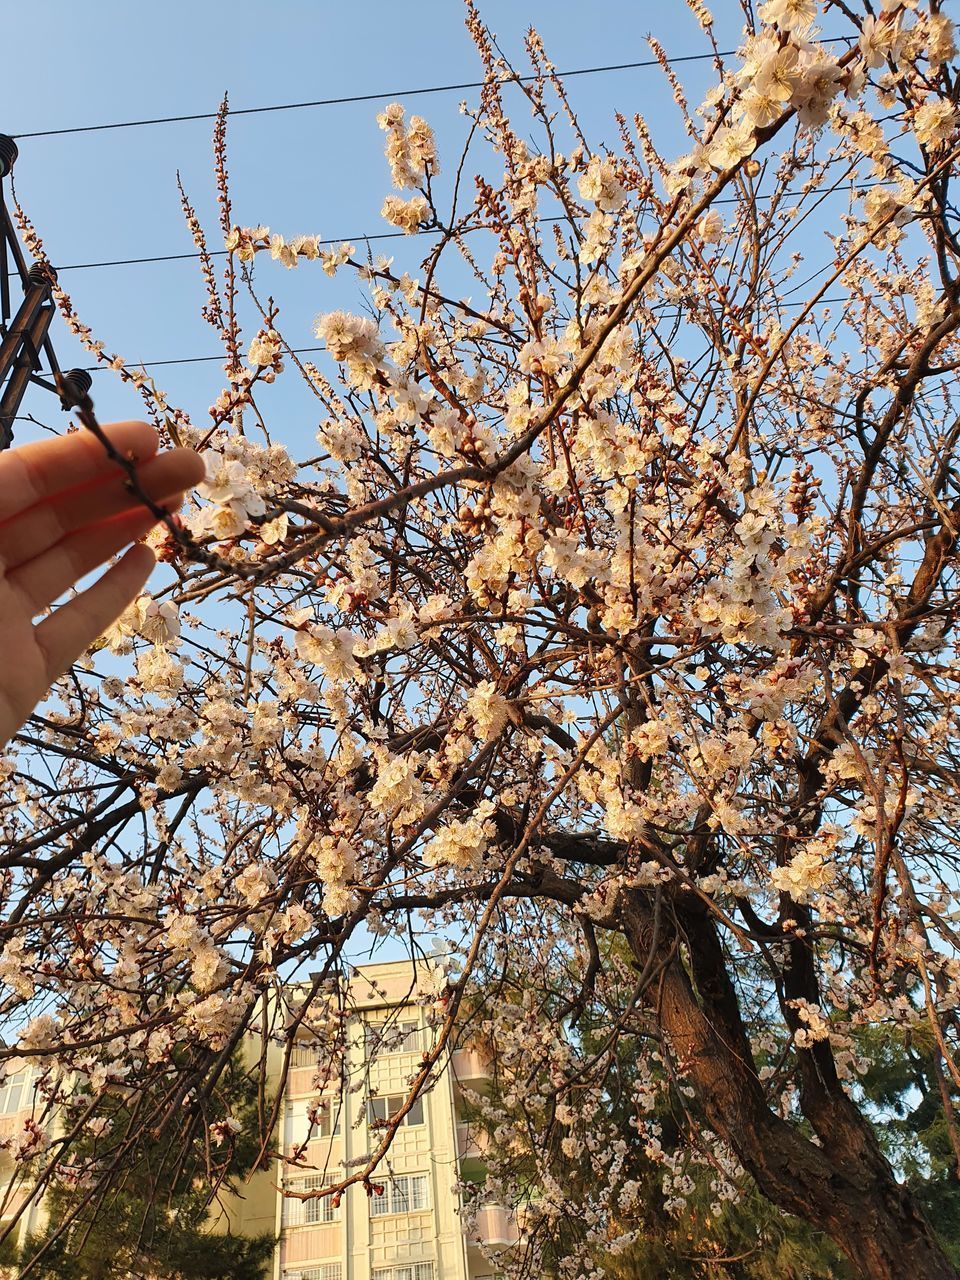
left=0, top=1061, right=54, bottom=1272
left=265, top=959, right=514, bottom=1280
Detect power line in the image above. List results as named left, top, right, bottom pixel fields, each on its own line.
left=4, top=33, right=862, bottom=376
left=9, top=179, right=893, bottom=279
left=10, top=34, right=855, bottom=143
left=79, top=294, right=852, bottom=374
left=83, top=347, right=323, bottom=372
left=10, top=52, right=733, bottom=141
left=32, top=228, right=426, bottom=275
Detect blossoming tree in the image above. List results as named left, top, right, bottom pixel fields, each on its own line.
left=5, top=1, right=960, bottom=1276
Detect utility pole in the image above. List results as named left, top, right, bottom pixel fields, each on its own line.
left=0, top=133, right=92, bottom=449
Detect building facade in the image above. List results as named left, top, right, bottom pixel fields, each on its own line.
left=0, top=1068, right=46, bottom=1257
left=220, top=959, right=514, bottom=1280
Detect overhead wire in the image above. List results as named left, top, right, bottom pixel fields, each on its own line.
left=10, top=31, right=856, bottom=141
left=80, top=289, right=853, bottom=375
left=61, top=186, right=871, bottom=373
left=57, top=188, right=874, bottom=373
left=4, top=35, right=865, bottom=287
left=9, top=52, right=734, bottom=140
left=6, top=177, right=893, bottom=279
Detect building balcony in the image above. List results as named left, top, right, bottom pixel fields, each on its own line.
left=278, top=1223, right=341, bottom=1265
left=451, top=1047, right=492, bottom=1087
left=472, top=1204, right=518, bottom=1249
left=284, top=1137, right=344, bottom=1170
left=286, top=1064, right=329, bottom=1096
left=456, top=1122, right=490, bottom=1163
left=0, top=1113, right=23, bottom=1140
left=284, top=1046, right=343, bottom=1096
left=0, top=1109, right=44, bottom=1152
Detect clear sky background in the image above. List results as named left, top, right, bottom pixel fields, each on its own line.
left=1, top=0, right=756, bottom=439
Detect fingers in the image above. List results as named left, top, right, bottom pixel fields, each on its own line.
left=8, top=491, right=188, bottom=616
left=33, top=542, right=157, bottom=686
left=0, top=446, right=204, bottom=572
left=0, top=422, right=161, bottom=523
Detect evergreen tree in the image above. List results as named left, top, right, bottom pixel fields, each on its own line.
left=855, top=1024, right=960, bottom=1270
left=18, top=1055, right=273, bottom=1280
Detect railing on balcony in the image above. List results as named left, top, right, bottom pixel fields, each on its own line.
left=284, top=1044, right=344, bottom=1098
left=0, top=1113, right=23, bottom=1140
left=287, top=1065, right=326, bottom=1096
left=278, top=1225, right=342, bottom=1266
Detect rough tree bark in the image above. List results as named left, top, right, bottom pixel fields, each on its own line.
left=618, top=889, right=958, bottom=1280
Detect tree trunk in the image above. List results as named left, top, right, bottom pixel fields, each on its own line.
left=619, top=888, right=958, bottom=1280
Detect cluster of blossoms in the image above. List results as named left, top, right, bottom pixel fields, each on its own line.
left=423, top=803, right=498, bottom=870
left=313, top=309, right=386, bottom=388
left=768, top=828, right=842, bottom=904
left=375, top=101, right=439, bottom=231
left=247, top=325, right=284, bottom=371
left=380, top=193, right=430, bottom=234
left=225, top=224, right=356, bottom=275
left=179, top=430, right=295, bottom=541
left=103, top=594, right=180, bottom=655
left=376, top=101, right=439, bottom=188
left=193, top=451, right=268, bottom=539
left=577, top=155, right=628, bottom=213
left=733, top=23, right=845, bottom=132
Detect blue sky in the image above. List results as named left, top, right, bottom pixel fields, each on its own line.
left=3, top=1, right=749, bottom=439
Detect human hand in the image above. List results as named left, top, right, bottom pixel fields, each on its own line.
left=0, top=421, right=205, bottom=747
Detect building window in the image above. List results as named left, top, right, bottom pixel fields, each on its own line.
left=0, top=1070, right=30, bottom=1115
left=369, top=1173, right=429, bottom=1217
left=290, top=1042, right=325, bottom=1069
left=367, top=1094, right=424, bottom=1129
left=288, top=1267, right=343, bottom=1280
left=286, top=1097, right=342, bottom=1141
left=364, top=1019, right=420, bottom=1058
left=312, top=1099, right=343, bottom=1139
left=282, top=1174, right=341, bottom=1226
left=371, top=1264, right=435, bottom=1280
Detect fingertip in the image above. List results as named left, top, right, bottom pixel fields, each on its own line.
left=34, top=535, right=161, bottom=683
left=101, top=420, right=160, bottom=463
left=125, top=539, right=157, bottom=575
left=151, top=488, right=188, bottom=518
left=171, top=447, right=208, bottom=487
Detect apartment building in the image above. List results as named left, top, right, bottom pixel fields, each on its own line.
left=221, top=958, right=515, bottom=1280
left=0, top=959, right=514, bottom=1280
left=0, top=1067, right=46, bottom=1257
